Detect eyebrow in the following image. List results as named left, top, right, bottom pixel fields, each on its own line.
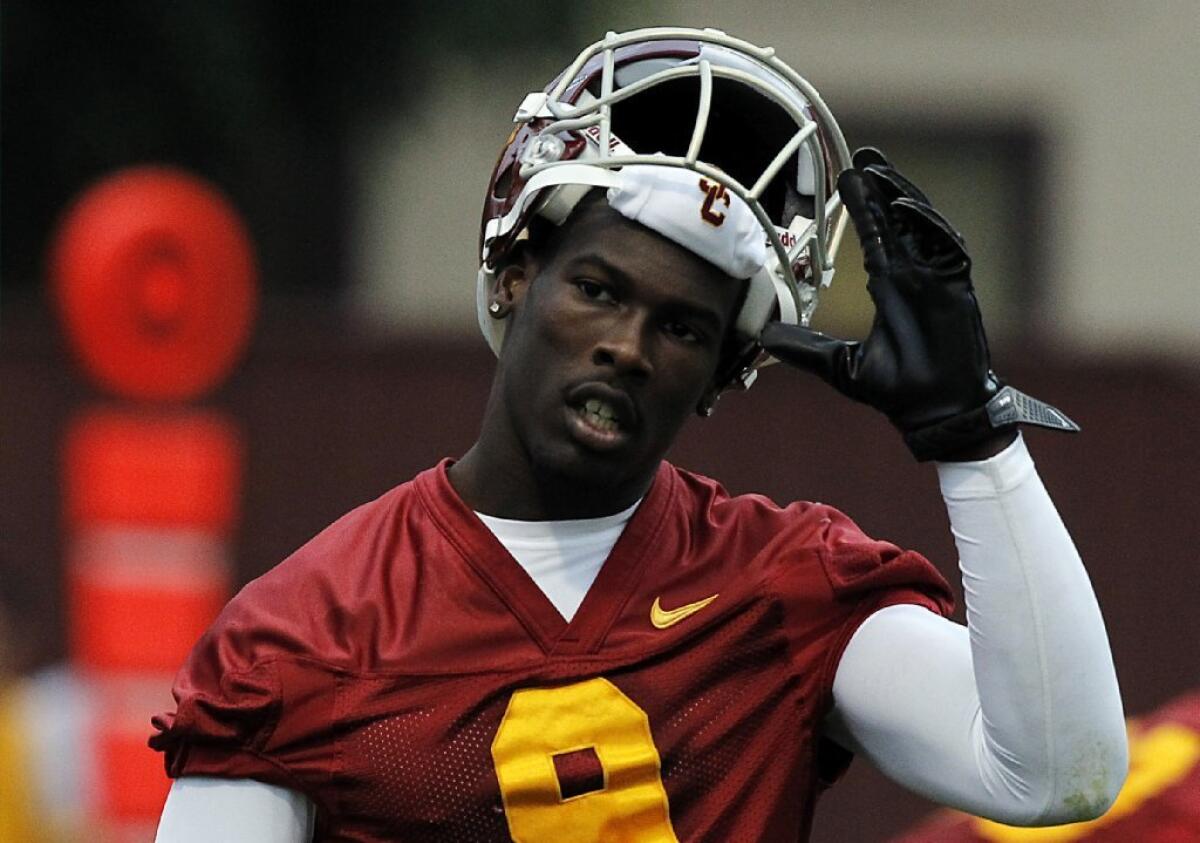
left=565, top=253, right=728, bottom=332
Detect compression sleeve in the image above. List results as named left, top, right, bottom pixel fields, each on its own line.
left=155, top=778, right=314, bottom=843
left=824, top=434, right=1127, bottom=825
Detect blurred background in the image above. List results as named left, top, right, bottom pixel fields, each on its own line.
left=3, top=1, right=1199, bottom=841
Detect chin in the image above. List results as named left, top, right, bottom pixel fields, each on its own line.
left=530, top=439, right=646, bottom=491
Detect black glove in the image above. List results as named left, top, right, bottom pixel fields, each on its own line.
left=760, top=148, right=1078, bottom=461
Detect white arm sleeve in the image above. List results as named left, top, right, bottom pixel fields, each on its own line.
left=824, top=434, right=1127, bottom=826
left=155, top=777, right=315, bottom=843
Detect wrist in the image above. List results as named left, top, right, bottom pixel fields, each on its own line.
left=936, top=428, right=1018, bottom=462
left=902, top=384, right=1078, bottom=462
left=936, top=432, right=1035, bottom=498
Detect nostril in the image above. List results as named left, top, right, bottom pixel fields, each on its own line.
left=593, top=333, right=653, bottom=379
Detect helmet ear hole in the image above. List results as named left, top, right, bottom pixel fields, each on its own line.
left=783, top=181, right=815, bottom=222
left=493, top=167, right=515, bottom=200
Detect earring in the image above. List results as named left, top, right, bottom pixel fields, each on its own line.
left=488, top=302, right=502, bottom=315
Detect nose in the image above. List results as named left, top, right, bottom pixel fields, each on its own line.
left=592, top=313, right=653, bottom=380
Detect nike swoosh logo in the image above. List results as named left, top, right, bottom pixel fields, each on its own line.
left=650, top=593, right=719, bottom=629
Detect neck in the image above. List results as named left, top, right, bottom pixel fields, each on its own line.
left=449, top=393, right=653, bottom=519
left=449, top=441, right=655, bottom=521
left=449, top=374, right=658, bottom=520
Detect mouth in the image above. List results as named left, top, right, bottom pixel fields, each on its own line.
left=564, top=386, right=637, bottom=452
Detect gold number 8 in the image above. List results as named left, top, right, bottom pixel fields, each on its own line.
left=491, top=677, right=679, bottom=842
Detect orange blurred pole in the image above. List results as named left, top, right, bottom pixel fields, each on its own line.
left=51, top=167, right=257, bottom=840
left=63, top=409, right=241, bottom=827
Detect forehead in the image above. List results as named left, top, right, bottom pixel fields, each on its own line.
left=545, top=199, right=744, bottom=316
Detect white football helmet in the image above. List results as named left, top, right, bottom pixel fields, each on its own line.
left=478, top=26, right=851, bottom=394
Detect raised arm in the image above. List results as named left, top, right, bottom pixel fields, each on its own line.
left=823, top=435, right=1126, bottom=823
left=761, top=148, right=1126, bottom=823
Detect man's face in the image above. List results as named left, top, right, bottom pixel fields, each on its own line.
left=492, top=199, right=744, bottom=493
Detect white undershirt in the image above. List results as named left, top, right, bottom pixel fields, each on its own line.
left=156, top=435, right=1127, bottom=841
left=475, top=498, right=640, bottom=621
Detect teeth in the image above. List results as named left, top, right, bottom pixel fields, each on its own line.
left=584, top=398, right=616, bottom=420
left=580, top=398, right=619, bottom=432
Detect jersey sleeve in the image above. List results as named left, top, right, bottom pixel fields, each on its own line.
left=150, top=482, right=420, bottom=807
left=766, top=502, right=956, bottom=785
left=151, top=481, right=420, bottom=819
left=149, top=579, right=338, bottom=805
left=816, top=504, right=953, bottom=618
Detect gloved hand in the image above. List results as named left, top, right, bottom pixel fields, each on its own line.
left=760, top=148, right=1078, bottom=461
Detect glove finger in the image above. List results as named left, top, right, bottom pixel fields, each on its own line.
left=892, top=197, right=967, bottom=247
left=759, top=322, right=857, bottom=390
left=853, top=146, right=935, bottom=207
left=851, top=146, right=891, bottom=171
left=862, top=163, right=934, bottom=208
left=837, top=168, right=893, bottom=280
left=891, top=198, right=970, bottom=273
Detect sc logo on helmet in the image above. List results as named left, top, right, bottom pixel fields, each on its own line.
left=698, top=178, right=730, bottom=227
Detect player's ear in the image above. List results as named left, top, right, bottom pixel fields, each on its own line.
left=488, top=243, right=535, bottom=319
left=697, top=280, right=755, bottom=417
left=695, top=383, right=720, bottom=418
left=696, top=359, right=731, bottom=417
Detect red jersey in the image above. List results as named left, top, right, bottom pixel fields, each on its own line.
left=151, top=460, right=952, bottom=842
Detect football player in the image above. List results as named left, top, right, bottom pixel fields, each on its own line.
left=153, top=28, right=1127, bottom=842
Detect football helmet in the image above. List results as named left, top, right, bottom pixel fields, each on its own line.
left=478, top=27, right=851, bottom=394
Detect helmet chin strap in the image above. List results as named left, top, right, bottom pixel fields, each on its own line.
left=697, top=340, right=762, bottom=417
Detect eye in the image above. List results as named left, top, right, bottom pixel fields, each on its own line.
left=575, top=279, right=616, bottom=304
left=662, top=319, right=703, bottom=344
